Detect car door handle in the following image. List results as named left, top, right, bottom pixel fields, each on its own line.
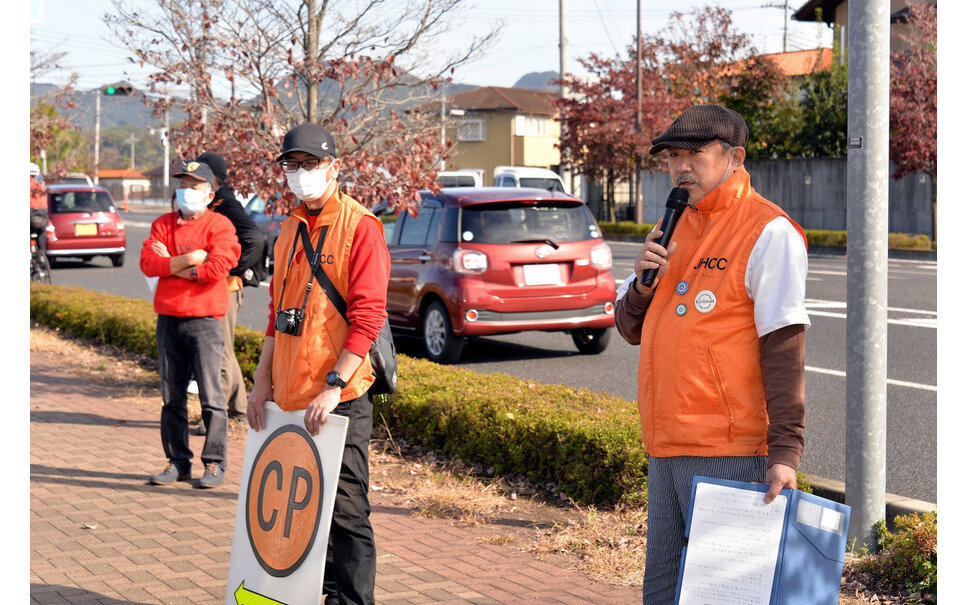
left=417, top=254, right=432, bottom=262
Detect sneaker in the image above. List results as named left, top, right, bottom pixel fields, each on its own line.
left=149, top=463, right=191, bottom=485
left=195, top=420, right=207, bottom=435
left=187, top=379, right=199, bottom=394
left=197, top=463, right=224, bottom=489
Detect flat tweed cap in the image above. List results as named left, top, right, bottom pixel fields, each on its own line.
left=649, top=104, right=749, bottom=155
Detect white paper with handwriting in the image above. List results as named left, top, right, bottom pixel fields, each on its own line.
left=678, top=482, right=787, bottom=605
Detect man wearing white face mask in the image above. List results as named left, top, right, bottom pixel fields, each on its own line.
left=247, top=123, right=389, bottom=604
left=140, top=161, right=241, bottom=489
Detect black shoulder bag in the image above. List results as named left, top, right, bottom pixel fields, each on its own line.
left=297, top=222, right=397, bottom=395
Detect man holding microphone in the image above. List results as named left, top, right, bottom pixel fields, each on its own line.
left=613, top=104, right=810, bottom=604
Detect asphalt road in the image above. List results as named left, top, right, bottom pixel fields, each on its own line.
left=47, top=209, right=938, bottom=502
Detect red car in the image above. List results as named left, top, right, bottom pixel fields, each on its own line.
left=45, top=185, right=127, bottom=266
left=386, top=187, right=616, bottom=364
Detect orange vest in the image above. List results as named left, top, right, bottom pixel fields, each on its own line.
left=271, top=191, right=381, bottom=410
left=636, top=168, right=806, bottom=458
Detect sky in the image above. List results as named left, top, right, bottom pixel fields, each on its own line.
left=29, top=0, right=833, bottom=95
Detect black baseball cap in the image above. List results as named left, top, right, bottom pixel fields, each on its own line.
left=196, top=152, right=227, bottom=184
left=173, top=160, right=217, bottom=188
left=275, top=123, right=337, bottom=162
left=649, top=104, right=749, bottom=155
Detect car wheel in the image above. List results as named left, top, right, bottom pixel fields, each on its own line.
left=571, top=328, right=610, bottom=354
left=422, top=300, right=463, bottom=364
left=110, top=253, right=125, bottom=267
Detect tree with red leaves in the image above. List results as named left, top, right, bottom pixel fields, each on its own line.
left=890, top=1, right=936, bottom=200
left=555, top=6, right=763, bottom=220
left=30, top=47, right=81, bottom=177
left=104, top=0, right=496, bottom=212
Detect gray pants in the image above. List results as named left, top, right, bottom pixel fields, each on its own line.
left=156, top=315, right=228, bottom=471
left=220, top=288, right=247, bottom=415
left=642, top=456, right=767, bottom=604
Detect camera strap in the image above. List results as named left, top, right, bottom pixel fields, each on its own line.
left=278, top=220, right=326, bottom=320
left=298, top=221, right=348, bottom=321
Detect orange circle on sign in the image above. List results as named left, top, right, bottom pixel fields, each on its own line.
left=245, top=425, right=323, bottom=577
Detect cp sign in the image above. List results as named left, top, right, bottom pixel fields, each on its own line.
left=226, top=403, right=347, bottom=605
left=246, top=426, right=323, bottom=576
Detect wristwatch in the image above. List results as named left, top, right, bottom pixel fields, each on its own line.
left=325, top=371, right=347, bottom=389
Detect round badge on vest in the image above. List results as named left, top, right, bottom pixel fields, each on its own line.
left=676, top=280, right=689, bottom=295
left=675, top=303, right=688, bottom=316
left=694, top=290, right=717, bottom=313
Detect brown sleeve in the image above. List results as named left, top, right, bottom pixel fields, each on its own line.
left=759, top=323, right=807, bottom=470
left=614, top=279, right=655, bottom=345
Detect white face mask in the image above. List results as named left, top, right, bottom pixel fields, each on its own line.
left=286, top=166, right=332, bottom=201
left=175, top=187, right=210, bottom=215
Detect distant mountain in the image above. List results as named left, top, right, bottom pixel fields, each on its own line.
left=513, top=71, right=560, bottom=92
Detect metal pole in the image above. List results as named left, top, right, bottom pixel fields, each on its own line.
left=559, top=0, right=567, bottom=99
left=94, top=92, right=100, bottom=185
left=845, top=0, right=890, bottom=551
left=783, top=0, right=789, bottom=53
left=39, top=149, right=47, bottom=174
left=163, top=100, right=170, bottom=196
left=635, top=0, right=643, bottom=223
left=440, top=82, right=446, bottom=171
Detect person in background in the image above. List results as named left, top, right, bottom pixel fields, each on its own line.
left=191, top=151, right=266, bottom=433
left=140, top=161, right=241, bottom=489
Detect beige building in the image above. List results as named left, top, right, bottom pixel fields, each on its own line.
left=436, top=86, right=562, bottom=186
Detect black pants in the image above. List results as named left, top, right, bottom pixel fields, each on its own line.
left=156, top=315, right=228, bottom=471
left=322, top=392, right=376, bottom=605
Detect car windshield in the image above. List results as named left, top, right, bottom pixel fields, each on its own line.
left=49, top=191, right=114, bottom=213
left=518, top=177, right=564, bottom=192
left=245, top=196, right=266, bottom=216
left=460, top=201, right=599, bottom=245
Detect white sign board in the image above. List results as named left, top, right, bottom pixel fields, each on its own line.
left=226, top=402, right=348, bottom=605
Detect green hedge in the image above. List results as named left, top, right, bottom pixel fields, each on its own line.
left=598, top=222, right=936, bottom=251
left=29, top=283, right=649, bottom=506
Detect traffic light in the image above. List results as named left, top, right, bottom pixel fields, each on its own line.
left=103, top=84, right=134, bottom=96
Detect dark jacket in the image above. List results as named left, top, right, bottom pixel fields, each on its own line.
left=210, top=184, right=265, bottom=279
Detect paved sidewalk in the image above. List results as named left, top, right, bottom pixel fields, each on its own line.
left=30, top=352, right=641, bottom=604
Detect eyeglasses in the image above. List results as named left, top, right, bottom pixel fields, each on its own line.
left=279, top=157, right=334, bottom=173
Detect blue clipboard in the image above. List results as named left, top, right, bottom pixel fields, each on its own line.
left=673, top=476, right=851, bottom=605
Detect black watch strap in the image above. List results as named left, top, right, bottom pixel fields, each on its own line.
left=326, top=371, right=347, bottom=389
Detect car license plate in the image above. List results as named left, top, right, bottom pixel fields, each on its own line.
left=74, top=223, right=98, bottom=236
left=522, top=263, right=561, bottom=286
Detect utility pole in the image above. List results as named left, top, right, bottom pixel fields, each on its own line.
left=440, top=81, right=446, bottom=171
left=783, top=0, right=789, bottom=52
left=845, top=0, right=890, bottom=551
left=163, top=99, right=170, bottom=196
left=559, top=0, right=575, bottom=196
left=125, top=134, right=138, bottom=170
left=634, top=0, right=643, bottom=223
left=94, top=92, right=101, bottom=184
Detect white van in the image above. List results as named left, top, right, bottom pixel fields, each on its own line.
left=437, top=169, right=483, bottom=188
left=492, top=166, right=566, bottom=193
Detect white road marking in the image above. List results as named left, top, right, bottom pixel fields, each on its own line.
left=806, top=365, right=936, bottom=392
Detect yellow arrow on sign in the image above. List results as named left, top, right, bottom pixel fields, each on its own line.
left=234, top=581, right=285, bottom=605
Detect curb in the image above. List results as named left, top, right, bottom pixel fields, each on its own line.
left=803, top=473, right=936, bottom=529
left=604, top=236, right=937, bottom=261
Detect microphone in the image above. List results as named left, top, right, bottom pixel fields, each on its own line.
left=640, top=187, right=690, bottom=288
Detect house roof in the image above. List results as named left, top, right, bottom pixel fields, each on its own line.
left=759, top=48, right=833, bottom=76
left=447, top=86, right=559, bottom=116
left=724, top=48, right=833, bottom=78
left=792, top=0, right=841, bottom=23
left=98, top=168, right=148, bottom=179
